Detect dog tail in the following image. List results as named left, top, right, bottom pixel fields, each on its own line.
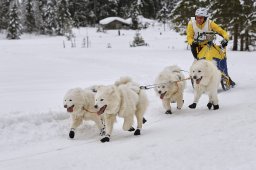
left=115, top=76, right=132, bottom=86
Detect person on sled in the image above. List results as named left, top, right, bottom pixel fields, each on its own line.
left=186, top=7, right=236, bottom=87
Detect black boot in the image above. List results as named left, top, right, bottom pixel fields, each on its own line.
left=101, top=135, right=110, bottom=143
left=207, top=103, right=213, bottom=110
left=143, top=117, right=147, bottom=124
left=128, top=127, right=135, bottom=131
left=213, top=104, right=219, bottom=110
left=165, top=110, right=172, bottom=114
left=134, top=129, right=141, bottom=135
left=189, top=103, right=197, bottom=109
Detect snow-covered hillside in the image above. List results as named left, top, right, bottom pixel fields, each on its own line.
left=0, top=25, right=256, bottom=170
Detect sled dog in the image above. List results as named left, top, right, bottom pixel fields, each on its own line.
left=94, top=77, right=148, bottom=142
left=63, top=88, right=105, bottom=139
left=189, top=59, right=221, bottom=110
left=155, top=65, right=186, bottom=114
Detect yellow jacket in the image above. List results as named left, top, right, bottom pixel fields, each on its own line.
left=186, top=19, right=229, bottom=45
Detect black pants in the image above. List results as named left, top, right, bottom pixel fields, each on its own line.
left=190, top=43, right=198, bottom=59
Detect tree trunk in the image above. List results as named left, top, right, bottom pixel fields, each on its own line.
left=232, top=24, right=238, bottom=51
left=240, top=34, right=244, bottom=51
left=245, top=30, right=249, bottom=51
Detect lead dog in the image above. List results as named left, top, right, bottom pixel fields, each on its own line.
left=63, top=88, right=105, bottom=139
left=94, top=77, right=148, bottom=143
left=189, top=60, right=221, bottom=110
left=154, top=65, right=186, bottom=114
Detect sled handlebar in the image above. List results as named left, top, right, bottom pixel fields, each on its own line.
left=195, top=31, right=224, bottom=44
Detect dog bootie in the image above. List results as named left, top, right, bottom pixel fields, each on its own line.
left=213, top=104, right=219, bottom=110
left=101, top=135, right=110, bottom=143
left=207, top=103, right=213, bottom=110
left=143, top=117, right=147, bottom=124
left=189, top=103, right=197, bottom=109
left=69, top=130, right=75, bottom=139
left=134, top=129, right=141, bottom=136
left=165, top=110, right=172, bottom=114
left=128, top=127, right=135, bottom=131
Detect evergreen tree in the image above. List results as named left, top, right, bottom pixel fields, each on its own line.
left=7, top=4, right=22, bottom=39
left=170, top=0, right=210, bottom=34
left=98, top=0, right=118, bottom=21
left=35, top=0, right=47, bottom=34
left=130, top=1, right=142, bottom=29
left=210, top=0, right=242, bottom=51
left=141, top=0, right=156, bottom=18
left=56, top=0, right=73, bottom=35
left=0, top=0, right=11, bottom=30
left=116, top=0, right=134, bottom=18
left=23, top=0, right=36, bottom=33
left=69, top=0, right=89, bottom=27
left=166, top=0, right=180, bottom=12
left=44, top=0, right=57, bottom=35
left=240, top=0, right=256, bottom=51
left=157, top=3, right=169, bottom=31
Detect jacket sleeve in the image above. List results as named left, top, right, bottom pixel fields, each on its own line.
left=210, top=21, right=229, bottom=41
left=186, top=21, right=194, bottom=45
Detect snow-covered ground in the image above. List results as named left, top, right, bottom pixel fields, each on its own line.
left=0, top=24, right=256, bottom=170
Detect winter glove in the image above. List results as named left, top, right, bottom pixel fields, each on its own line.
left=191, top=41, right=199, bottom=48
left=221, top=39, right=228, bottom=48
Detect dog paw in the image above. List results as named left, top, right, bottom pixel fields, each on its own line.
left=134, top=129, right=141, bottom=136
left=189, top=103, right=197, bottom=109
left=213, top=104, right=219, bottom=110
left=207, top=103, right=213, bottom=110
left=100, top=136, right=110, bottom=143
left=69, top=130, right=75, bottom=139
left=165, top=110, right=172, bottom=114
left=128, top=127, right=135, bottom=131
left=143, top=117, right=147, bottom=124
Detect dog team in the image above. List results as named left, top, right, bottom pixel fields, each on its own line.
left=63, top=59, right=221, bottom=143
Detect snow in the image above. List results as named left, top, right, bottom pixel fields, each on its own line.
left=99, top=17, right=132, bottom=25
left=0, top=25, right=256, bottom=170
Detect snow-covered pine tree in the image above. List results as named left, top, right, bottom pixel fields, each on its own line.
left=44, top=0, right=57, bottom=35
left=69, top=0, right=89, bottom=27
left=117, top=0, right=133, bottom=18
left=140, top=0, right=156, bottom=19
left=210, top=0, right=242, bottom=51
left=157, top=3, right=169, bottom=31
left=130, top=1, right=142, bottom=30
left=35, top=0, right=47, bottom=34
left=56, top=0, right=73, bottom=36
left=131, top=31, right=147, bottom=47
left=23, top=0, right=36, bottom=33
left=239, top=0, right=256, bottom=51
left=7, top=4, right=22, bottom=39
left=164, top=0, right=180, bottom=12
left=93, top=0, right=118, bottom=22
left=0, top=0, right=11, bottom=30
